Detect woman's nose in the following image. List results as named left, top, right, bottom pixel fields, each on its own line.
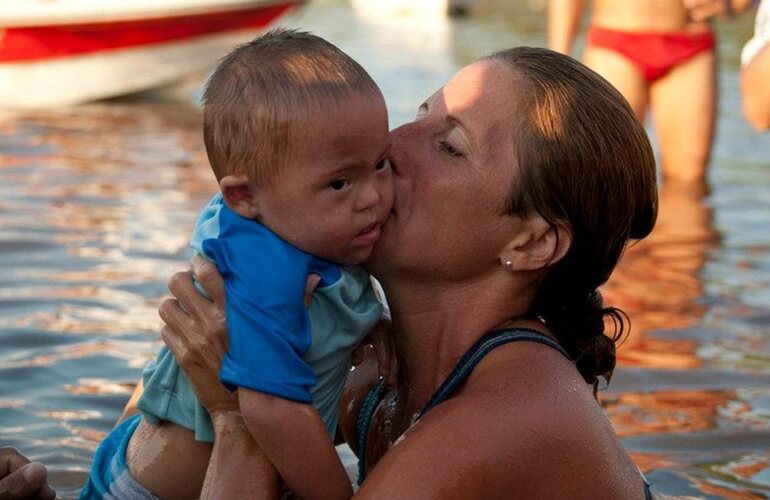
left=389, top=122, right=418, bottom=176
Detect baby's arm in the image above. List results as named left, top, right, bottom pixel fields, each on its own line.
left=239, top=388, right=353, bottom=500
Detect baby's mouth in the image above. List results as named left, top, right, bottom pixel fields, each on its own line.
left=357, top=222, right=379, bottom=237
left=355, top=222, right=382, bottom=245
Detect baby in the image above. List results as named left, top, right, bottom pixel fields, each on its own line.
left=80, top=28, right=392, bottom=500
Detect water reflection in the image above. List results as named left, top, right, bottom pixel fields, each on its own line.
left=1, top=3, right=769, bottom=498
left=604, top=183, right=717, bottom=370
left=600, top=181, right=770, bottom=496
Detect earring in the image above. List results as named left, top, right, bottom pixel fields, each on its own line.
left=503, top=260, right=513, bottom=270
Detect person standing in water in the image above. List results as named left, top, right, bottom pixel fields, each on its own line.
left=549, top=0, right=755, bottom=185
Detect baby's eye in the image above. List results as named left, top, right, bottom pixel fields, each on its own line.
left=329, top=179, right=349, bottom=191
left=439, top=140, right=462, bottom=158
left=375, top=158, right=391, bottom=172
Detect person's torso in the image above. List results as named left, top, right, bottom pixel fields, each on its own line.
left=592, top=0, right=712, bottom=33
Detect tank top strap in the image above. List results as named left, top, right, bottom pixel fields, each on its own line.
left=356, top=376, right=387, bottom=485
left=416, top=328, right=570, bottom=419
left=355, top=327, right=570, bottom=485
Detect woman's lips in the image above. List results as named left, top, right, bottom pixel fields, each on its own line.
left=354, top=222, right=381, bottom=246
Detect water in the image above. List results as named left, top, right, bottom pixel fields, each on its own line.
left=1, top=1, right=769, bottom=498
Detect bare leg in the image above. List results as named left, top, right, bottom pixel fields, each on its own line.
left=126, top=419, right=213, bottom=499
left=650, top=49, right=716, bottom=185
left=584, top=46, right=650, bottom=120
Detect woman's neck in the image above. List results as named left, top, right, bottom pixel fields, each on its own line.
left=381, top=273, right=536, bottom=416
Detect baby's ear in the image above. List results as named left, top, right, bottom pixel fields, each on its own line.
left=220, top=175, right=260, bottom=219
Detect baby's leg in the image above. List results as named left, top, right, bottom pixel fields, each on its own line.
left=126, top=418, right=213, bottom=500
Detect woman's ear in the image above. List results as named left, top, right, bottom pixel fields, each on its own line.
left=500, top=216, right=572, bottom=272
left=220, top=175, right=260, bottom=219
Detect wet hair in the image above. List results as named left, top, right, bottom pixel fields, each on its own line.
left=202, top=28, right=382, bottom=184
left=484, top=47, right=658, bottom=391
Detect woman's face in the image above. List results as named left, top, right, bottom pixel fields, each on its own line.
left=368, top=61, right=529, bottom=282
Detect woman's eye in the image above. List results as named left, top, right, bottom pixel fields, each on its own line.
left=439, top=140, right=462, bottom=157
left=329, top=179, right=349, bottom=191
left=375, top=158, right=391, bottom=172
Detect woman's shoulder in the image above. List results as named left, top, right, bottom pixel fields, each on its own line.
left=384, top=343, right=641, bottom=498
left=355, top=343, right=602, bottom=498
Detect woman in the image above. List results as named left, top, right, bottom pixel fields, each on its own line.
left=160, top=47, right=658, bottom=499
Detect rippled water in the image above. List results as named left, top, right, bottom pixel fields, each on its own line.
left=1, top=1, right=769, bottom=498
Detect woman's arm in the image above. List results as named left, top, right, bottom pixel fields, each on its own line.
left=742, top=42, right=770, bottom=131
left=201, top=410, right=280, bottom=499
left=159, top=257, right=280, bottom=498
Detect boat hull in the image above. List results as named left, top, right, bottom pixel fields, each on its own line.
left=0, top=1, right=302, bottom=108
left=1, top=31, right=270, bottom=108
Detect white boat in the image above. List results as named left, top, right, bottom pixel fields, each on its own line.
left=0, top=0, right=307, bottom=109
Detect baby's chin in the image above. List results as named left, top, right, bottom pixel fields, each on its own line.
left=337, top=249, right=374, bottom=267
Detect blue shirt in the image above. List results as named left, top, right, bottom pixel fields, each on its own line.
left=137, top=194, right=383, bottom=440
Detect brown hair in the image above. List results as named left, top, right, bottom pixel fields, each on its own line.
left=202, top=28, right=382, bottom=184
left=485, top=47, right=658, bottom=390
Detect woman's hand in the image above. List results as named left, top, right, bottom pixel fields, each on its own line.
left=159, top=256, right=237, bottom=414
left=369, top=319, right=397, bottom=388
left=682, top=0, right=754, bottom=21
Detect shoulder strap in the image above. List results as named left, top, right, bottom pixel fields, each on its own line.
left=416, top=328, right=570, bottom=419
left=356, top=377, right=387, bottom=485
left=356, top=328, right=570, bottom=485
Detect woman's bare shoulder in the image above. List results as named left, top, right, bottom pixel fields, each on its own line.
left=356, top=347, right=599, bottom=498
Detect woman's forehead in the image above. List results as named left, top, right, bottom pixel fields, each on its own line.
left=440, top=62, right=519, bottom=157
left=443, top=62, right=519, bottom=120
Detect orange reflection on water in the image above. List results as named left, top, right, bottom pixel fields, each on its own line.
left=694, top=465, right=770, bottom=500
left=4, top=339, right=157, bottom=370
left=603, top=389, right=734, bottom=437
left=604, top=183, right=718, bottom=370
left=703, top=452, right=770, bottom=497
left=65, top=378, right=136, bottom=396
left=628, top=452, right=677, bottom=474
left=31, top=301, right=161, bottom=335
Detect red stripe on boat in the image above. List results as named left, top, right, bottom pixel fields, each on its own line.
left=0, top=4, right=296, bottom=62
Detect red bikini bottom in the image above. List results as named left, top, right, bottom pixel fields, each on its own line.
left=586, top=25, right=716, bottom=82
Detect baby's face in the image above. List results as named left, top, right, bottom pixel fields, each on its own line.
left=256, top=92, right=393, bottom=265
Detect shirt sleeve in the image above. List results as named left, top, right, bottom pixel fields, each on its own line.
left=202, top=208, right=318, bottom=403
left=742, top=0, right=770, bottom=67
